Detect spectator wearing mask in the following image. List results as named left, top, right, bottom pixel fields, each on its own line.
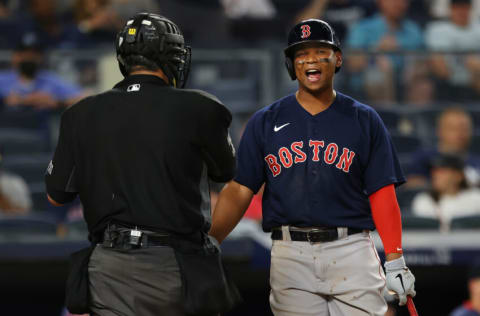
left=345, top=0, right=423, bottom=104
left=411, top=153, right=480, bottom=231
left=426, top=0, right=480, bottom=102
left=407, top=107, right=480, bottom=188
left=450, top=264, right=480, bottom=316
left=0, top=33, right=85, bottom=112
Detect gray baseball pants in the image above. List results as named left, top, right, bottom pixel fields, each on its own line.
left=269, top=227, right=387, bottom=316
left=88, top=244, right=185, bottom=316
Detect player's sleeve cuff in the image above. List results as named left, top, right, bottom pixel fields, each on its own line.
left=233, top=175, right=262, bottom=195
left=365, top=177, right=406, bottom=197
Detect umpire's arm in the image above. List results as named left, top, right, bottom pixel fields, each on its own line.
left=198, top=100, right=236, bottom=182
left=45, top=108, right=78, bottom=206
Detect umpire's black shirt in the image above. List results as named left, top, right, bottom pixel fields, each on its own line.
left=45, top=74, right=236, bottom=238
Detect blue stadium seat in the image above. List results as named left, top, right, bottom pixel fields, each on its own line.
left=396, top=187, right=423, bottom=210
left=469, top=135, right=480, bottom=155
left=0, top=128, right=49, bottom=155
left=2, top=154, right=51, bottom=184
left=450, top=215, right=480, bottom=230
left=376, top=109, right=401, bottom=132
left=64, top=219, right=88, bottom=238
left=401, top=214, right=440, bottom=230
left=0, top=110, right=47, bottom=130
left=0, top=214, right=58, bottom=239
left=391, top=134, right=422, bottom=154
left=30, top=186, right=49, bottom=211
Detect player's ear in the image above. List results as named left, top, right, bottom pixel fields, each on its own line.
left=335, top=51, right=343, bottom=69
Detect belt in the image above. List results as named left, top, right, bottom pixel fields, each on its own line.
left=101, top=223, right=171, bottom=248
left=271, top=227, right=364, bottom=243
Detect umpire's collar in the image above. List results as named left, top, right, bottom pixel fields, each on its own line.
left=114, top=74, right=169, bottom=89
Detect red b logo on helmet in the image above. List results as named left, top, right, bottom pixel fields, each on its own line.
left=300, top=25, right=311, bottom=39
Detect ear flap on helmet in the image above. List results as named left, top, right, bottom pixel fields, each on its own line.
left=285, top=57, right=296, bottom=80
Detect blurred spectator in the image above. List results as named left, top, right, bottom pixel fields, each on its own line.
left=220, top=0, right=276, bottom=19
left=345, top=0, right=423, bottom=104
left=0, top=172, right=32, bottom=215
left=426, top=0, right=480, bottom=102
left=0, top=33, right=86, bottom=112
left=0, top=152, right=32, bottom=215
left=0, top=1, right=28, bottom=48
left=0, top=0, right=22, bottom=19
left=403, top=59, right=436, bottom=107
left=219, top=0, right=290, bottom=42
left=294, top=0, right=377, bottom=42
left=406, top=0, right=432, bottom=27
left=411, top=153, right=480, bottom=231
left=449, top=264, right=480, bottom=316
left=407, top=107, right=480, bottom=188
left=20, top=0, right=84, bottom=49
left=431, top=0, right=480, bottom=20
left=74, top=0, right=160, bottom=46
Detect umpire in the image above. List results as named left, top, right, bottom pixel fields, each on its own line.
left=45, top=13, right=237, bottom=316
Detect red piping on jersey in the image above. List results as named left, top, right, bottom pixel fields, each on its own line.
left=369, top=184, right=403, bottom=255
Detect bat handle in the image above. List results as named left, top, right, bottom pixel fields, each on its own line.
left=406, top=296, right=418, bottom=316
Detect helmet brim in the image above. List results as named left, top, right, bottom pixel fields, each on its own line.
left=284, top=40, right=341, bottom=58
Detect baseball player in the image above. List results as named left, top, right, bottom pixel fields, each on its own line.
left=209, top=19, right=416, bottom=315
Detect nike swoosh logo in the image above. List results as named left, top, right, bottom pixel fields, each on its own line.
left=395, top=273, right=405, bottom=291
left=274, top=123, right=290, bottom=132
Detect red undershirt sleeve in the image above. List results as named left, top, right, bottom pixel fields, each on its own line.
left=368, top=184, right=403, bottom=254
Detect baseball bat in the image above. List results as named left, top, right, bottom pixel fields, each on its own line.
left=406, top=296, right=418, bottom=316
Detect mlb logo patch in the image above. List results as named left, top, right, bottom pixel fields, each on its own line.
left=127, top=84, right=141, bottom=92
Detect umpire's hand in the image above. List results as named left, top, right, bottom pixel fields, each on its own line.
left=384, top=256, right=416, bottom=305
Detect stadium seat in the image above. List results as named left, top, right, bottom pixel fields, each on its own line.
left=376, top=109, right=401, bottom=132
left=0, top=110, right=47, bottom=130
left=0, top=128, right=49, bottom=155
left=469, top=135, right=480, bottom=155
left=64, top=219, right=88, bottom=240
left=450, top=215, right=480, bottom=230
left=2, top=154, right=51, bottom=184
left=30, top=187, right=49, bottom=211
left=396, top=187, right=423, bottom=210
left=0, top=214, right=58, bottom=240
left=401, top=214, right=440, bottom=230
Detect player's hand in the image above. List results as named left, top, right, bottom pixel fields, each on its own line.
left=384, top=256, right=416, bottom=306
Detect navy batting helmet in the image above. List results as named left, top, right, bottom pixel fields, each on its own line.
left=284, top=19, right=341, bottom=80
left=116, top=13, right=191, bottom=88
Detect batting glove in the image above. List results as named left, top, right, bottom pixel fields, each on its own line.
left=384, top=256, right=416, bottom=306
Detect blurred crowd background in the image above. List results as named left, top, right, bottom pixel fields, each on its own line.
left=1, top=0, right=480, bottom=316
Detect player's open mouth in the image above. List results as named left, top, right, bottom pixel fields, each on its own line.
left=305, top=69, right=321, bottom=82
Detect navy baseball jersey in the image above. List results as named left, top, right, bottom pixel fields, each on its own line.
left=234, top=92, right=405, bottom=232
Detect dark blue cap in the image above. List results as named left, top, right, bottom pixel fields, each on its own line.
left=285, top=19, right=340, bottom=58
